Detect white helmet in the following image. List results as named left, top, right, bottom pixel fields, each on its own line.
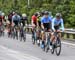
left=2, top=12, right=5, bottom=16
left=22, top=14, right=26, bottom=17
left=13, top=12, right=15, bottom=15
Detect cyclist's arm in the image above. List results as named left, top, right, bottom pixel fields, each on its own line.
left=41, top=18, right=44, bottom=29
left=60, top=19, right=64, bottom=31
left=12, top=16, right=14, bottom=24
left=52, top=18, right=55, bottom=31
left=18, top=16, right=21, bottom=22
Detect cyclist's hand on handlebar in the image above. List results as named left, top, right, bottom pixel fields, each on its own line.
left=57, top=30, right=61, bottom=32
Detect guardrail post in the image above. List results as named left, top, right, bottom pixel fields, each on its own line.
left=61, top=32, right=64, bottom=37
left=73, top=34, right=75, bottom=39
left=66, top=33, right=70, bottom=38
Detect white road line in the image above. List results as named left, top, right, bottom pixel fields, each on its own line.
left=0, top=45, right=42, bottom=60
left=62, top=41, right=75, bottom=46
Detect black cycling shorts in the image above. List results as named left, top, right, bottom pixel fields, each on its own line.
left=38, top=21, right=41, bottom=27
left=43, top=23, right=51, bottom=31
left=13, top=20, right=19, bottom=26
left=54, top=26, right=59, bottom=30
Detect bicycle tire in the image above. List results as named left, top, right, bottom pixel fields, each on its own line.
left=51, top=44, right=55, bottom=54
left=55, top=37, right=61, bottom=56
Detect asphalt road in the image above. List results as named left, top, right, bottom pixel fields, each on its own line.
left=0, top=31, right=75, bottom=60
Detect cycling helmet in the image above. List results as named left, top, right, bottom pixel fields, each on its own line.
left=41, top=10, right=45, bottom=16
left=56, top=13, right=61, bottom=17
left=34, top=13, right=38, bottom=16
left=2, top=12, right=5, bottom=16
left=22, top=14, right=26, bottom=17
left=44, top=11, right=49, bottom=15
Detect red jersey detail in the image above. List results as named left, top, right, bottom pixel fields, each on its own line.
left=32, top=15, right=37, bottom=23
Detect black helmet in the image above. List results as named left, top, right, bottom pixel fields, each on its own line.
left=44, top=11, right=49, bottom=15
left=34, top=13, right=38, bottom=16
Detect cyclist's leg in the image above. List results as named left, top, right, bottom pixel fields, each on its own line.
left=38, top=21, right=41, bottom=38
left=57, top=29, right=61, bottom=40
left=21, top=20, right=24, bottom=27
left=41, top=30, right=45, bottom=45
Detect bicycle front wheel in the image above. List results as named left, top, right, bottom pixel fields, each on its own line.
left=55, top=37, right=61, bottom=56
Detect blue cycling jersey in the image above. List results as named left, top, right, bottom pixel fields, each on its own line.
left=52, top=18, right=64, bottom=31
left=12, top=15, right=21, bottom=22
left=41, top=16, right=52, bottom=24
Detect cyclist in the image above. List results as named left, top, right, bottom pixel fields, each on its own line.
left=21, top=13, right=28, bottom=27
left=41, top=11, right=52, bottom=48
left=36, top=11, right=45, bottom=42
left=12, top=12, right=21, bottom=27
left=31, top=13, right=38, bottom=44
left=37, top=11, right=45, bottom=28
left=31, top=13, right=38, bottom=30
left=51, top=13, right=64, bottom=46
left=8, top=12, right=13, bottom=25
left=0, top=11, right=4, bottom=26
left=0, top=12, right=5, bottom=35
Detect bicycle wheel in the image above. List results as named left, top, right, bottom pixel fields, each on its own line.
left=23, top=33, right=26, bottom=42
left=32, top=34, right=35, bottom=44
left=51, top=44, right=55, bottom=54
left=46, top=37, right=50, bottom=53
left=37, top=39, right=40, bottom=46
left=0, top=31, right=2, bottom=37
left=32, top=31, right=37, bottom=44
left=16, top=31, right=18, bottom=40
left=55, top=37, right=61, bottom=56
left=13, top=31, right=15, bottom=39
left=42, top=41, right=45, bottom=51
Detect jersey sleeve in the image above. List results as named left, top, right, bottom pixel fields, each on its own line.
left=60, top=19, right=64, bottom=31
left=18, top=15, right=21, bottom=21
left=32, top=16, right=35, bottom=21
left=49, top=17, right=52, bottom=22
left=52, top=18, right=55, bottom=31
left=41, top=17, right=44, bottom=24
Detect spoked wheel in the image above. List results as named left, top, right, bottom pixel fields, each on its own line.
left=51, top=44, right=55, bottom=54
left=46, top=44, right=49, bottom=53
left=16, top=31, right=18, bottom=40
left=55, top=37, right=61, bottom=56
left=32, top=35, right=34, bottom=44
left=2, top=31, right=4, bottom=36
left=0, top=31, right=2, bottom=37
left=23, top=34, right=26, bottom=42
left=42, top=41, right=45, bottom=51
left=13, top=32, right=15, bottom=39
left=8, top=32, right=11, bottom=38
left=43, top=45, right=45, bottom=51
left=32, top=32, right=37, bottom=45
left=46, top=37, right=50, bottom=53
left=19, top=33, right=23, bottom=42
left=32, top=36, right=36, bottom=44
left=37, top=39, right=40, bottom=46
left=45, top=40, right=50, bottom=53
left=20, top=36, right=22, bottom=41
left=24, top=32, right=26, bottom=42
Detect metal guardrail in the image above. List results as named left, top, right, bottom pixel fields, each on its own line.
left=65, top=28, right=75, bottom=32
left=25, top=25, right=75, bottom=40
